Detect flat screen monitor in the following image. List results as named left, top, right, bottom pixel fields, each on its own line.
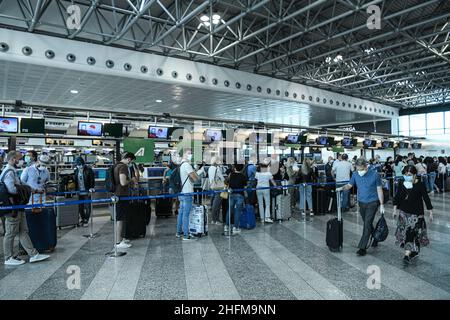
left=341, top=137, right=357, bottom=147
left=382, top=141, right=394, bottom=148
left=168, top=127, right=186, bottom=140
left=411, top=143, right=422, bottom=149
left=316, top=136, right=334, bottom=146
left=204, top=129, right=222, bottom=142
left=20, top=118, right=45, bottom=134
left=0, top=117, right=18, bottom=133
left=398, top=142, right=409, bottom=149
left=363, top=139, right=377, bottom=148
left=104, top=123, right=123, bottom=138
left=77, top=121, right=103, bottom=136
left=148, top=126, right=169, bottom=139
left=286, top=134, right=299, bottom=144
left=298, top=135, right=308, bottom=144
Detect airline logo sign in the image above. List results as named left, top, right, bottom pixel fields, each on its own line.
left=123, top=138, right=154, bottom=163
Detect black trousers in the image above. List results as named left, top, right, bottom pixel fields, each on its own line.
left=358, top=201, right=379, bottom=249
left=78, top=194, right=92, bottom=222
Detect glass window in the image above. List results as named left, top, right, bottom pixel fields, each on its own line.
left=427, top=129, right=445, bottom=136
left=409, top=114, right=426, bottom=131
left=411, top=130, right=426, bottom=136
left=398, top=116, right=409, bottom=135
left=426, top=112, right=444, bottom=132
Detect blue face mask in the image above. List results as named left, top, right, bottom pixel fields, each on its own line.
left=403, top=175, right=413, bottom=182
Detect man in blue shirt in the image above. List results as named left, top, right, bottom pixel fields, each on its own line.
left=337, top=157, right=385, bottom=256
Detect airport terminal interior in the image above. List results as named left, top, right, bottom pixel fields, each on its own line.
left=0, top=0, right=450, bottom=300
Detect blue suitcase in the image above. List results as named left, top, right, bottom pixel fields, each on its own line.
left=239, top=204, right=256, bottom=230
left=26, top=208, right=57, bottom=253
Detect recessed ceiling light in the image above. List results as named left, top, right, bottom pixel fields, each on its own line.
left=200, top=15, right=209, bottom=22
left=212, top=14, right=221, bottom=20
left=236, top=108, right=242, bottom=111
left=156, top=99, right=162, bottom=103
left=70, top=89, right=78, bottom=94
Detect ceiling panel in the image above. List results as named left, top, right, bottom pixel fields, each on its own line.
left=0, top=60, right=379, bottom=127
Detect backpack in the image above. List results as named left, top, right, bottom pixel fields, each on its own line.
left=171, top=162, right=189, bottom=194
left=0, top=169, right=15, bottom=215
left=105, top=164, right=117, bottom=193
left=371, top=214, right=389, bottom=244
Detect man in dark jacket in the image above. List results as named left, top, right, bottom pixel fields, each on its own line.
left=74, top=157, right=95, bottom=227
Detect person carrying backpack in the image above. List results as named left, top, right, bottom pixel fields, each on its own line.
left=1, top=151, right=50, bottom=266
left=174, top=149, right=200, bottom=241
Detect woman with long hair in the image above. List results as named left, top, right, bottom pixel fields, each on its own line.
left=255, top=160, right=277, bottom=224
left=298, top=158, right=315, bottom=217
left=394, top=165, right=433, bottom=264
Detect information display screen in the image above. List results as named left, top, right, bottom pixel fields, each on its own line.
left=363, top=139, right=377, bottom=148
left=104, top=123, right=123, bottom=138
left=204, top=129, right=222, bottom=142
left=20, top=118, right=45, bottom=134
left=148, top=127, right=169, bottom=139
left=77, top=122, right=103, bottom=136
left=0, top=117, right=18, bottom=133
left=381, top=141, right=394, bottom=148
left=286, top=134, right=299, bottom=144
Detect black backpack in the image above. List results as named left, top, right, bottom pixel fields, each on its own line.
left=105, top=164, right=117, bottom=193
left=372, top=214, right=389, bottom=244
left=171, top=162, right=189, bottom=194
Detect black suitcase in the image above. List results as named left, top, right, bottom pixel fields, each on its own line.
left=155, top=197, right=172, bottom=217
left=326, top=190, right=343, bottom=252
left=312, top=188, right=332, bottom=215
left=125, top=201, right=147, bottom=239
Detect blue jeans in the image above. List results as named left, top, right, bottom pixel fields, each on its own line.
left=177, top=195, right=193, bottom=238
left=420, top=175, right=428, bottom=192
left=336, top=182, right=349, bottom=209
left=428, top=172, right=437, bottom=192
left=299, top=184, right=313, bottom=210
left=227, top=194, right=244, bottom=229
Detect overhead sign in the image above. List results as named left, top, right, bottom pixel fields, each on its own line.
left=123, top=138, right=154, bottom=163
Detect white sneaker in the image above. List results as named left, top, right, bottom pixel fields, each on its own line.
left=224, top=225, right=229, bottom=232
left=232, top=227, right=241, bottom=234
left=310, top=212, right=314, bottom=216
left=29, top=254, right=50, bottom=263
left=4, top=257, right=25, bottom=266
left=265, top=218, right=274, bottom=224
left=123, top=239, right=131, bottom=244
left=215, top=221, right=222, bottom=225
left=115, top=241, right=132, bottom=249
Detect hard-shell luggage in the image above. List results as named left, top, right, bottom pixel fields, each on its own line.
left=239, top=204, right=256, bottom=230
left=189, top=205, right=208, bottom=237
left=26, top=208, right=57, bottom=253
left=155, top=196, right=172, bottom=217
left=273, top=181, right=291, bottom=221
left=313, top=188, right=333, bottom=215
left=125, top=200, right=148, bottom=239
left=55, top=195, right=79, bottom=229
left=326, top=190, right=343, bottom=252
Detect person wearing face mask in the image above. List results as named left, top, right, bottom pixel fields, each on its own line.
left=393, top=165, right=433, bottom=264
left=336, top=157, right=384, bottom=256
left=1, top=151, right=50, bottom=266
left=24, top=150, right=38, bottom=168
left=21, top=154, right=51, bottom=205
left=73, top=157, right=95, bottom=228
left=175, top=149, right=200, bottom=241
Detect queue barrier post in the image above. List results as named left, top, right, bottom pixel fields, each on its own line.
left=83, top=191, right=100, bottom=239
left=106, top=196, right=126, bottom=258
left=223, top=189, right=233, bottom=237
left=302, top=183, right=307, bottom=218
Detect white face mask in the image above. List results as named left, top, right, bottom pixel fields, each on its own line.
left=187, top=154, right=193, bottom=161
left=404, top=181, right=413, bottom=189
left=39, top=164, right=47, bottom=170
left=17, top=160, right=24, bottom=167
left=358, top=170, right=367, bottom=177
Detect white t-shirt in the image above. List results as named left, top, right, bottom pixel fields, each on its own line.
left=208, top=165, right=224, bottom=185
left=255, top=171, right=273, bottom=187
left=332, top=160, right=352, bottom=182
left=438, top=163, right=446, bottom=174
left=179, top=161, right=194, bottom=194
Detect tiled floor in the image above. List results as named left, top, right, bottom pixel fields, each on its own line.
left=1, top=193, right=450, bottom=300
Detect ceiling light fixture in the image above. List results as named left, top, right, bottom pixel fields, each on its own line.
left=70, top=89, right=79, bottom=94
left=236, top=108, right=242, bottom=111
left=156, top=99, right=162, bottom=103
left=200, top=15, right=209, bottom=22
left=212, top=14, right=221, bottom=20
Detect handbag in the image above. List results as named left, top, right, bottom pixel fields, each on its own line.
left=210, top=167, right=225, bottom=190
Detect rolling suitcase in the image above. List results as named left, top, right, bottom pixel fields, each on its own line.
left=189, top=205, right=208, bottom=237
left=312, top=188, right=331, bottom=215
left=155, top=196, right=172, bottom=217
left=26, top=208, right=57, bottom=253
left=239, top=204, right=256, bottom=230
left=274, top=181, right=292, bottom=221
left=125, top=200, right=147, bottom=239
left=326, top=190, right=343, bottom=252
left=55, top=195, right=79, bottom=229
